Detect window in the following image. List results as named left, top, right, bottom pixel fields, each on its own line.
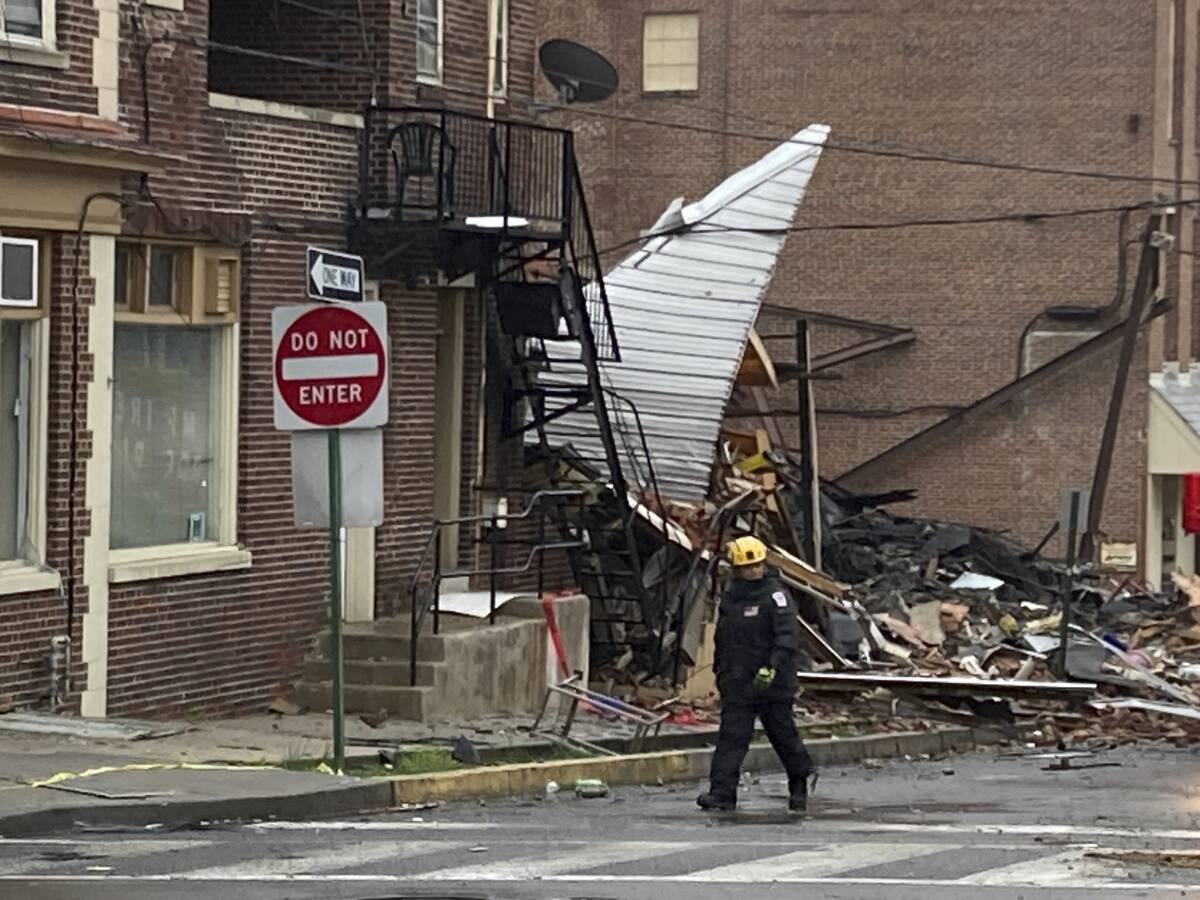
left=643, top=13, right=699, bottom=93
left=110, top=241, right=241, bottom=555
left=110, top=325, right=222, bottom=549
left=0, top=237, right=37, bottom=307
left=0, top=234, right=50, bottom=591
left=1, top=0, right=54, bottom=45
left=490, top=0, right=509, bottom=98
left=416, top=0, right=443, bottom=82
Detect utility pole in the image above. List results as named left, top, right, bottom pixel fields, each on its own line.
left=1080, top=216, right=1161, bottom=560
left=795, top=319, right=822, bottom=570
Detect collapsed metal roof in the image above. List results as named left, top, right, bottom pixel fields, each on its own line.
left=538, top=124, right=830, bottom=501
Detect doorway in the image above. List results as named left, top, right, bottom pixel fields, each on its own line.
left=433, top=291, right=465, bottom=570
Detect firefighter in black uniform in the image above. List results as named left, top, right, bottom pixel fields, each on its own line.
left=697, top=535, right=815, bottom=812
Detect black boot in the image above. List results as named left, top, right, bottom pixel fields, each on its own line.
left=697, top=792, right=737, bottom=811
left=788, top=773, right=812, bottom=812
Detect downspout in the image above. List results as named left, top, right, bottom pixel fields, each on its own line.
left=474, top=0, right=500, bottom=555
left=1179, top=0, right=1198, bottom=377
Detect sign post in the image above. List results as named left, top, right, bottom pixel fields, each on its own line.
left=273, top=301, right=388, bottom=773
left=326, top=429, right=344, bottom=771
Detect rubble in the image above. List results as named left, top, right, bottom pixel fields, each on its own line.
left=618, top=429, right=1200, bottom=749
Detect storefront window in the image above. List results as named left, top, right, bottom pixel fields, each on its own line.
left=110, top=325, right=219, bottom=549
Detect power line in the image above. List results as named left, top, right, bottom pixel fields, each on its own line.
left=594, top=199, right=1186, bottom=259
left=435, top=81, right=1189, bottom=190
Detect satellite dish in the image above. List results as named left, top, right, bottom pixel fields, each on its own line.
left=539, top=39, right=618, bottom=104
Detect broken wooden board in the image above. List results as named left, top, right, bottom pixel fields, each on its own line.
left=767, top=544, right=846, bottom=598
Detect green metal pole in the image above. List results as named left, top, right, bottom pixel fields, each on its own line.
left=327, top=428, right=345, bottom=772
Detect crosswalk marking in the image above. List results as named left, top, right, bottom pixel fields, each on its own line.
left=3, top=873, right=1190, bottom=891
left=958, top=848, right=1096, bottom=886
left=795, top=821, right=1200, bottom=841
left=0, top=832, right=1194, bottom=891
left=173, top=840, right=453, bottom=880
left=0, top=840, right=209, bottom=876
left=681, top=842, right=948, bottom=881
left=412, top=841, right=689, bottom=881
left=248, top=821, right=495, bottom=832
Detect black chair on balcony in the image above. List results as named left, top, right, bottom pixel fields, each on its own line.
left=389, top=121, right=457, bottom=222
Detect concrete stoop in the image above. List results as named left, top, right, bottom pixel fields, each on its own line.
left=296, top=597, right=587, bottom=722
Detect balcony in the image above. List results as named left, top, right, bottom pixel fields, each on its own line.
left=349, top=108, right=576, bottom=280
left=347, top=106, right=619, bottom=363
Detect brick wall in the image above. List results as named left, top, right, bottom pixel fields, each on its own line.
left=0, top=0, right=570, bottom=717
left=0, top=234, right=91, bottom=708
left=539, top=0, right=1158, bottom=549
left=0, top=0, right=98, bottom=114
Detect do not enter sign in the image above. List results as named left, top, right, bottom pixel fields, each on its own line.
left=272, top=303, right=389, bottom=430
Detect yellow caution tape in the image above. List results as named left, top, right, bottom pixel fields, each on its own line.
left=29, top=761, right=283, bottom=788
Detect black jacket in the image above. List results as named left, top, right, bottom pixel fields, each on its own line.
left=713, top=567, right=801, bottom=703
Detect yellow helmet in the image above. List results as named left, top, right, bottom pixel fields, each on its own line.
left=727, top=535, right=768, bottom=567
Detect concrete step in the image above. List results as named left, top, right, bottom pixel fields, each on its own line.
left=317, top=632, right=447, bottom=663
left=294, top=680, right=433, bottom=721
left=302, top=658, right=439, bottom=687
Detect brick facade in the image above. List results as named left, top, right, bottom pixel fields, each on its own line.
left=539, top=0, right=1163, bottom=551
left=0, top=0, right=564, bottom=716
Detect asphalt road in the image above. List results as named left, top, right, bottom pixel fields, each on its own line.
left=4, top=745, right=1200, bottom=900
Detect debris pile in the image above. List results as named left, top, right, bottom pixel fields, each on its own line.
left=628, top=430, right=1200, bottom=747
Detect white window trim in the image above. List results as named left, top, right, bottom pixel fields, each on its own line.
left=0, top=236, right=38, bottom=307
left=0, top=0, right=57, bottom=50
left=143, top=0, right=184, bottom=10
left=107, top=312, right=245, bottom=578
left=208, top=92, right=365, bottom=130
left=415, top=0, right=444, bottom=85
left=108, top=542, right=252, bottom=583
left=0, top=314, right=55, bottom=597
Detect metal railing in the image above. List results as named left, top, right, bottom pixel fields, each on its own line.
left=358, top=106, right=569, bottom=231
left=354, top=106, right=620, bottom=364
left=405, top=489, right=587, bottom=686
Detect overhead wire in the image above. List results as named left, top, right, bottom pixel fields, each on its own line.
left=436, top=80, right=1192, bottom=190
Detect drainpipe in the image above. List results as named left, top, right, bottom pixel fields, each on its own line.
left=485, top=0, right=499, bottom=121
left=1179, top=0, right=1198, bottom=379
left=1150, top=0, right=1175, bottom=374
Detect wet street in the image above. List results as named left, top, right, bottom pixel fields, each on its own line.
left=4, top=745, right=1200, bottom=899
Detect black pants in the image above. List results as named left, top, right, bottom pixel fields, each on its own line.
left=708, top=696, right=814, bottom=799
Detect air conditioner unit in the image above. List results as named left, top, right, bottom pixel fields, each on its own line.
left=0, top=237, right=38, bottom=308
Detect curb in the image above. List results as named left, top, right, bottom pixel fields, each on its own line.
left=391, top=725, right=1006, bottom=805
left=0, top=726, right=1006, bottom=836
left=0, top=780, right=393, bottom=838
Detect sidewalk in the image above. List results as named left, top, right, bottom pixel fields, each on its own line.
left=0, top=709, right=1010, bottom=836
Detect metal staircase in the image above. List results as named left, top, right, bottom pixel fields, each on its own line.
left=348, top=107, right=679, bottom=677
left=486, top=155, right=679, bottom=674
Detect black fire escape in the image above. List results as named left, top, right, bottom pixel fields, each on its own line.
left=348, top=107, right=672, bottom=673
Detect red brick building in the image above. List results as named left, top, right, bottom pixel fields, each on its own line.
left=0, top=0, right=583, bottom=717
left=537, top=0, right=1200, bottom=581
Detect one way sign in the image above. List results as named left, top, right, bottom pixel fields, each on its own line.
left=307, top=246, right=365, bottom=303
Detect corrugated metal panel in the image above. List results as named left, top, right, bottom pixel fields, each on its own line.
left=535, top=125, right=830, bottom=501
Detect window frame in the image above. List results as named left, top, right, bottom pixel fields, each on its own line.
left=642, top=12, right=701, bottom=94
left=415, top=0, right=444, bottom=85
left=490, top=0, right=509, bottom=100
left=0, top=0, right=57, bottom=49
left=0, top=232, right=55, bottom=595
left=108, top=240, right=243, bottom=575
left=0, top=236, right=40, bottom=308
